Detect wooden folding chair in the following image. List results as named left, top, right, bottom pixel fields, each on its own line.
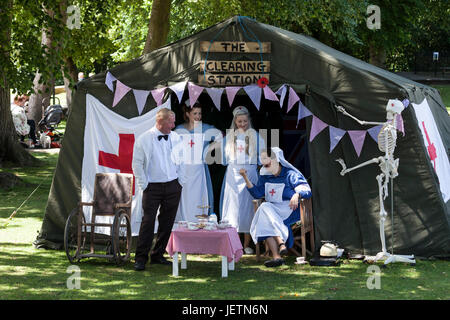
left=290, top=198, right=315, bottom=258
left=252, top=198, right=315, bottom=261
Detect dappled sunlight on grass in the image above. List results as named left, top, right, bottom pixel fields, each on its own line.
left=1, top=152, right=449, bottom=300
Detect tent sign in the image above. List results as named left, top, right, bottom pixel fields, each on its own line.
left=198, top=73, right=270, bottom=86
left=200, top=41, right=271, bottom=53
left=200, top=60, right=270, bottom=73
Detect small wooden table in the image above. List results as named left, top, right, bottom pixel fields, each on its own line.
left=166, top=227, right=243, bottom=278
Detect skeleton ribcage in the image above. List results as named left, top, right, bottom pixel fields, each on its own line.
left=377, top=123, right=396, bottom=154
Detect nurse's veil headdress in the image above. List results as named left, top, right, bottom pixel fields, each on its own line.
left=260, top=147, right=301, bottom=175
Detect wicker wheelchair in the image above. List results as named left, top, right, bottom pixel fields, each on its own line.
left=64, top=173, right=133, bottom=265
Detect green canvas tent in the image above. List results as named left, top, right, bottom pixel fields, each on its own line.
left=35, top=16, right=450, bottom=258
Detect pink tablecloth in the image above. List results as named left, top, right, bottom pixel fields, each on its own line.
left=166, top=227, right=243, bottom=263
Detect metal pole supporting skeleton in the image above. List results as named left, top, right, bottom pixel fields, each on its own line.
left=335, top=99, right=415, bottom=265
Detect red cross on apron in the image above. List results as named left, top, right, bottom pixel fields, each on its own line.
left=269, top=189, right=276, bottom=196
left=98, top=133, right=136, bottom=195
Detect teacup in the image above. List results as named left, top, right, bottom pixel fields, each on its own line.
left=204, top=222, right=217, bottom=230
left=178, top=221, right=188, bottom=228
left=187, top=222, right=198, bottom=230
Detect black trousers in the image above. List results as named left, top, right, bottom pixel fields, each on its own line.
left=135, top=179, right=182, bottom=264
left=20, top=120, right=37, bottom=144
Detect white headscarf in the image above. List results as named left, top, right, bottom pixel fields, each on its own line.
left=260, top=147, right=300, bottom=175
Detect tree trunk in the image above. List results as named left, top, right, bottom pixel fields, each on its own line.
left=59, top=0, right=76, bottom=114
left=27, top=28, right=54, bottom=129
left=369, top=43, right=387, bottom=69
left=142, top=0, right=171, bottom=54
left=62, top=55, right=78, bottom=114
left=0, top=0, right=37, bottom=167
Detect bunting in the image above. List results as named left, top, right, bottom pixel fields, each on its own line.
left=133, top=89, right=150, bottom=115
left=329, top=126, right=346, bottom=153
left=169, top=81, right=187, bottom=104
left=188, top=82, right=204, bottom=107
left=226, top=86, right=241, bottom=107
left=263, top=86, right=279, bottom=102
left=287, top=87, right=300, bottom=113
left=244, top=85, right=262, bottom=110
left=112, top=80, right=131, bottom=108
left=104, top=75, right=404, bottom=158
left=348, top=130, right=367, bottom=157
left=309, top=116, right=328, bottom=142
left=206, top=87, right=224, bottom=111
left=275, top=84, right=288, bottom=108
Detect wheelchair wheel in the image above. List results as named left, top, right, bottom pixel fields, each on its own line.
left=64, top=208, right=86, bottom=264
left=112, top=209, right=131, bottom=264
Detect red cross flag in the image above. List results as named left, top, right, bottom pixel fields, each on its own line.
left=412, top=98, right=450, bottom=202
left=82, top=94, right=171, bottom=235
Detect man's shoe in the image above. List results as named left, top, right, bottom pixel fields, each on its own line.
left=264, top=258, right=285, bottom=268
left=150, top=256, right=171, bottom=265
left=134, top=261, right=146, bottom=271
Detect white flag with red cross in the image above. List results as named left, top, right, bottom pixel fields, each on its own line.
left=82, top=94, right=171, bottom=235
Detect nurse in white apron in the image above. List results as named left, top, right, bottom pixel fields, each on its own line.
left=174, top=101, right=222, bottom=223
left=219, top=106, right=265, bottom=254
left=240, top=147, right=311, bottom=267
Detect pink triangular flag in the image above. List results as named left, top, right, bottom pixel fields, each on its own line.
left=263, top=86, right=279, bottom=101
left=105, top=71, right=117, bottom=91
left=169, top=81, right=187, bottom=104
left=329, top=126, right=346, bottom=153
left=226, top=86, right=241, bottom=107
left=287, top=87, right=300, bottom=113
left=348, top=130, right=367, bottom=157
left=151, top=87, right=166, bottom=106
left=206, top=87, right=224, bottom=111
left=244, top=85, right=262, bottom=110
left=275, top=84, right=288, bottom=108
left=188, top=82, right=204, bottom=108
left=112, top=80, right=131, bottom=107
left=309, top=116, right=328, bottom=142
left=368, top=125, right=383, bottom=143
left=133, top=89, right=150, bottom=115
left=396, top=113, right=405, bottom=136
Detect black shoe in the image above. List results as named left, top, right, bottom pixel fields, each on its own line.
left=150, top=256, right=171, bottom=265
left=264, top=258, right=285, bottom=268
left=134, top=261, right=146, bottom=271
left=279, top=243, right=288, bottom=256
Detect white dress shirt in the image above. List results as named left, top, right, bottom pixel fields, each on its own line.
left=132, top=126, right=186, bottom=190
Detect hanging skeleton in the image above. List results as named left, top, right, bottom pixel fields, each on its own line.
left=335, top=99, right=416, bottom=265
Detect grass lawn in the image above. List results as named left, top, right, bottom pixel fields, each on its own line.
left=430, top=85, right=450, bottom=113
left=0, top=152, right=449, bottom=300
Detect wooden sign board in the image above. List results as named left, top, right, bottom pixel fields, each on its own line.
left=200, top=60, right=270, bottom=73
left=198, top=73, right=269, bottom=86
left=200, top=41, right=271, bottom=53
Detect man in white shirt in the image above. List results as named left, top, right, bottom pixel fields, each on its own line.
left=132, top=108, right=186, bottom=271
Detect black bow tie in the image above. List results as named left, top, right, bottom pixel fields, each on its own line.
left=158, top=134, right=169, bottom=141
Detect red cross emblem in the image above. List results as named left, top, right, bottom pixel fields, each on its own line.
left=269, top=189, right=276, bottom=196
left=188, top=139, right=195, bottom=148
left=237, top=145, right=245, bottom=153
left=421, top=121, right=437, bottom=170
left=98, top=133, right=136, bottom=195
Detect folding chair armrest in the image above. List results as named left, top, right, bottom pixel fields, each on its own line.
left=79, top=201, right=94, bottom=207
left=114, top=202, right=131, bottom=209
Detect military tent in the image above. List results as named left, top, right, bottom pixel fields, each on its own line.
left=35, top=16, right=450, bottom=258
